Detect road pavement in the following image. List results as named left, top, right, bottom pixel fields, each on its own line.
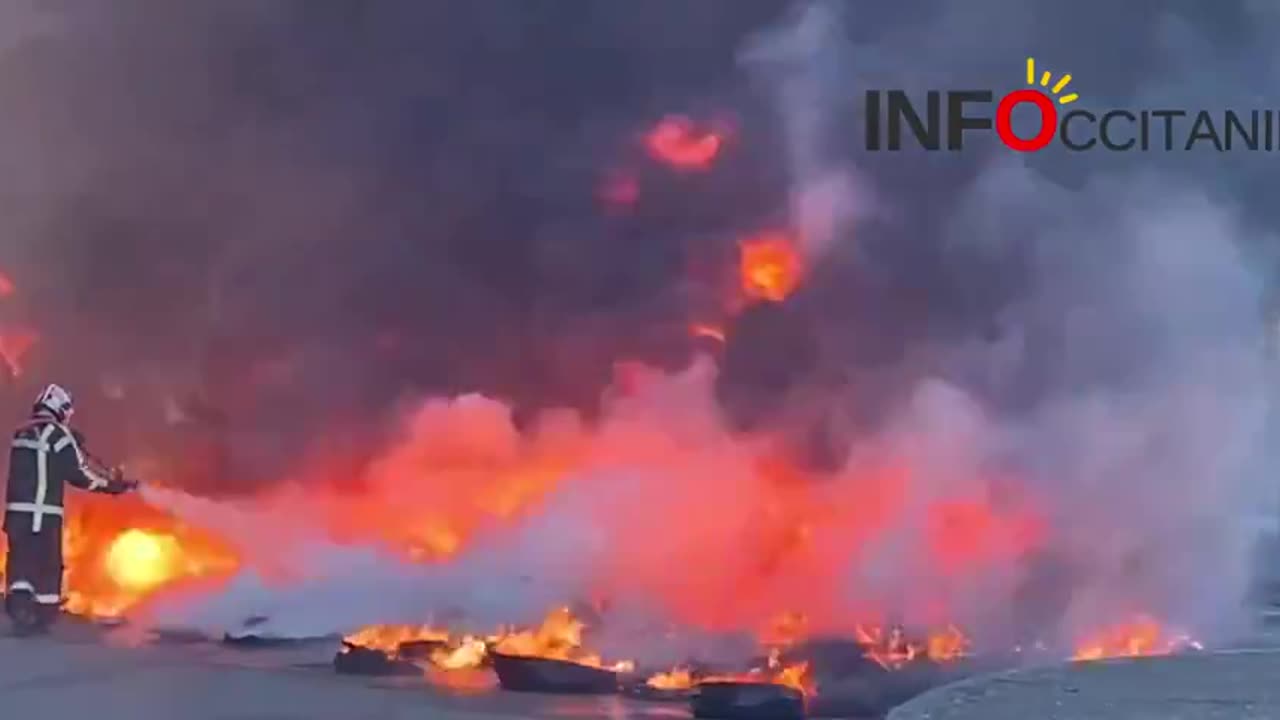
left=888, top=649, right=1280, bottom=720
left=8, top=616, right=1280, bottom=720
left=0, top=620, right=687, bottom=720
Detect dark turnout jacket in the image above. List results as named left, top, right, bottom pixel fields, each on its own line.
left=5, top=411, right=130, bottom=535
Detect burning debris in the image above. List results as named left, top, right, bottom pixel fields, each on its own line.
left=692, top=681, right=805, bottom=720
left=222, top=616, right=339, bottom=648
left=1071, top=616, right=1203, bottom=662
left=641, top=648, right=814, bottom=698
left=490, top=652, right=620, bottom=695
left=333, top=607, right=633, bottom=693
left=334, top=643, right=420, bottom=677
left=853, top=624, right=970, bottom=671
left=738, top=232, right=804, bottom=304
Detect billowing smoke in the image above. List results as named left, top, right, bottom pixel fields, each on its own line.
left=0, top=0, right=1276, bottom=662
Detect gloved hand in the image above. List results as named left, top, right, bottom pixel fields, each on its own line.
left=111, top=466, right=139, bottom=492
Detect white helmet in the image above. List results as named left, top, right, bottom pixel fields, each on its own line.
left=33, top=383, right=74, bottom=422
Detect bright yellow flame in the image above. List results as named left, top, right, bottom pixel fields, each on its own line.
left=104, top=529, right=180, bottom=592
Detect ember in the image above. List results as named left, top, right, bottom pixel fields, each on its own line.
left=739, top=233, right=802, bottom=303
left=644, top=115, right=724, bottom=171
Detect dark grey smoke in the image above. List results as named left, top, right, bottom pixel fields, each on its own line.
left=0, top=0, right=794, bottom=491
left=14, top=0, right=1258, bottom=655
left=0, top=0, right=1270, bottom=483
left=0, top=2, right=1277, bottom=651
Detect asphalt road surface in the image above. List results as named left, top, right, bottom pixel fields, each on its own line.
left=7, top=617, right=1280, bottom=720
left=889, top=649, right=1280, bottom=720
left=0, top=620, right=689, bottom=720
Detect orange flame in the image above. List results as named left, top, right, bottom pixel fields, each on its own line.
left=644, top=115, right=723, bottom=171
left=0, top=494, right=241, bottom=619
left=343, top=607, right=634, bottom=676
left=855, top=624, right=971, bottom=670
left=1072, top=615, right=1200, bottom=661
left=493, top=606, right=634, bottom=672
left=739, top=233, right=803, bottom=303
left=344, top=624, right=452, bottom=652
left=646, top=666, right=695, bottom=690
left=60, top=497, right=240, bottom=618
left=650, top=649, right=814, bottom=696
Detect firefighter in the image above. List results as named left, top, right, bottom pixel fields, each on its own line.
left=4, top=383, right=137, bottom=633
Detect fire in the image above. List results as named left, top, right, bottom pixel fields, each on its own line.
left=103, top=529, right=183, bottom=592
left=341, top=623, right=492, bottom=677
left=644, top=115, right=724, bottom=171
left=761, top=648, right=815, bottom=695
left=739, top=233, right=802, bottom=303
left=855, top=624, right=971, bottom=670
left=311, top=395, right=587, bottom=566
left=344, top=624, right=452, bottom=653
left=57, top=495, right=240, bottom=618
left=925, top=624, right=971, bottom=662
left=432, top=637, right=488, bottom=670
left=646, top=667, right=695, bottom=690
left=493, top=606, right=634, bottom=672
left=760, top=610, right=809, bottom=649
left=855, top=625, right=917, bottom=670
left=926, top=500, right=1045, bottom=575
left=1072, top=616, right=1200, bottom=661
left=771, top=660, right=814, bottom=695
left=0, top=269, right=14, bottom=298
left=343, top=607, right=633, bottom=675
left=648, top=649, right=814, bottom=696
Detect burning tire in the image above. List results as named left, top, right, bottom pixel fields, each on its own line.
left=805, top=657, right=992, bottom=718
left=691, top=681, right=805, bottom=720
left=489, top=651, right=619, bottom=694
left=333, top=643, right=421, bottom=677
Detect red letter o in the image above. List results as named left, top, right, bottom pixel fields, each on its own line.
left=995, top=89, right=1058, bottom=152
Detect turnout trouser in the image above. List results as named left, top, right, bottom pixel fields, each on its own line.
left=4, top=511, right=64, bottom=628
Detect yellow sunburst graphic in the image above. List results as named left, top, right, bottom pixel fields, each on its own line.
left=1025, top=57, right=1078, bottom=105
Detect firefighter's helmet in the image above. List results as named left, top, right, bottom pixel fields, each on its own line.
left=33, top=383, right=74, bottom=422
